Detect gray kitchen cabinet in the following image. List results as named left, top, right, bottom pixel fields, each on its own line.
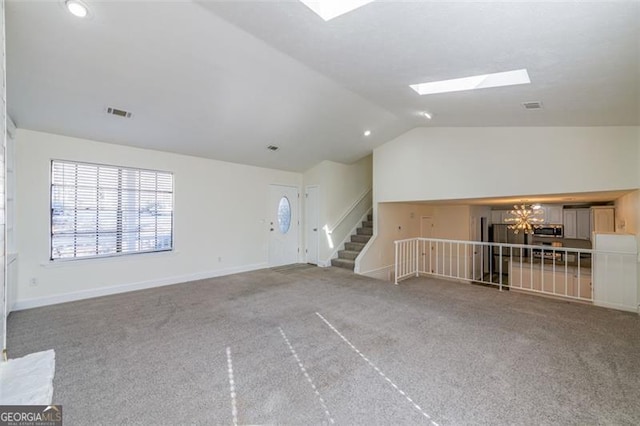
left=543, top=205, right=563, bottom=224
left=576, top=209, right=592, bottom=240
left=564, top=210, right=577, bottom=238
left=564, top=208, right=592, bottom=240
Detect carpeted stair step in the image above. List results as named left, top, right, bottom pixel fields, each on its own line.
left=356, top=227, right=373, bottom=236
left=331, top=258, right=355, bottom=270
left=351, top=234, right=371, bottom=244
left=338, top=250, right=360, bottom=261
left=330, top=212, right=373, bottom=271
left=345, top=242, right=366, bottom=251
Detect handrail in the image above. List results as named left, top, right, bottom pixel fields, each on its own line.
left=395, top=237, right=595, bottom=253
left=394, top=237, right=599, bottom=299
left=324, top=187, right=372, bottom=234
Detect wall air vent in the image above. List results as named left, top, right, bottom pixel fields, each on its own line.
left=522, top=101, right=543, bottom=110
left=267, top=145, right=279, bottom=151
left=106, top=107, right=133, bottom=118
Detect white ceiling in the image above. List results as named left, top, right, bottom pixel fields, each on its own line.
left=6, top=1, right=640, bottom=172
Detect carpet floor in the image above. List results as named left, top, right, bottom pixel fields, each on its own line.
left=7, top=266, right=640, bottom=425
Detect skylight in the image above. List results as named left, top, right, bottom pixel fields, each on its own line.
left=299, top=0, right=375, bottom=21
left=410, top=69, right=531, bottom=96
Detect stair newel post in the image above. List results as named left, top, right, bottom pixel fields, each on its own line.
left=415, top=239, right=419, bottom=277
left=394, top=241, right=399, bottom=285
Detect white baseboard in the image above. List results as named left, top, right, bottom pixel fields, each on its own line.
left=593, top=300, right=639, bottom=313
left=12, top=262, right=268, bottom=311
left=358, top=264, right=394, bottom=281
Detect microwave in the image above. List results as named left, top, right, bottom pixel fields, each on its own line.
left=533, top=225, right=563, bottom=238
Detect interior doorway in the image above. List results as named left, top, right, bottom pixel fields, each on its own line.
left=305, top=185, right=319, bottom=265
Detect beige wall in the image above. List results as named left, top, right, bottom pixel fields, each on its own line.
left=615, top=190, right=639, bottom=235
left=14, top=129, right=302, bottom=308
left=303, top=156, right=372, bottom=264
left=614, top=190, right=640, bottom=300
left=358, top=203, right=474, bottom=279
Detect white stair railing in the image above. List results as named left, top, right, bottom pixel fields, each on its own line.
left=395, top=237, right=597, bottom=302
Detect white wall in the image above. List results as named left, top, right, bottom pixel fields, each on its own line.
left=14, top=129, right=301, bottom=309
left=374, top=127, right=640, bottom=203
left=1, top=0, right=6, bottom=350
left=303, top=156, right=372, bottom=264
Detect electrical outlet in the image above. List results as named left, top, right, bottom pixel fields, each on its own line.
left=29, top=278, right=38, bottom=287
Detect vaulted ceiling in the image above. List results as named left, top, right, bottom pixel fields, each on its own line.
left=6, top=1, right=640, bottom=172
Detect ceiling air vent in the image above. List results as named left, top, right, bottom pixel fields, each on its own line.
left=106, top=107, right=133, bottom=118
left=267, top=145, right=279, bottom=151
left=522, top=101, right=543, bottom=110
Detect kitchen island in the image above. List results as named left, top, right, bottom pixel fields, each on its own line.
left=509, top=258, right=592, bottom=300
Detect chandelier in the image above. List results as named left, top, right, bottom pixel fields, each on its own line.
left=505, top=204, right=544, bottom=234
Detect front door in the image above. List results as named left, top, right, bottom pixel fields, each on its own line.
left=305, top=186, right=319, bottom=265
left=268, top=185, right=299, bottom=267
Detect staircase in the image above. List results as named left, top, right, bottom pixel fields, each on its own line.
left=331, top=213, right=373, bottom=271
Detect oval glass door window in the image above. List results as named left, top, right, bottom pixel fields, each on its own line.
left=277, top=196, right=291, bottom=234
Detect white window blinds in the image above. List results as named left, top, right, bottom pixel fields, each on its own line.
left=51, top=160, right=174, bottom=260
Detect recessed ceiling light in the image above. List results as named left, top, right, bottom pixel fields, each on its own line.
left=299, top=0, right=375, bottom=21
left=363, top=130, right=371, bottom=137
left=410, top=69, right=530, bottom=96
left=65, top=0, right=89, bottom=18
left=423, top=112, right=432, bottom=120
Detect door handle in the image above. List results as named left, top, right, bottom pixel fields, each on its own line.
left=270, top=228, right=274, bottom=231
left=313, top=228, right=318, bottom=231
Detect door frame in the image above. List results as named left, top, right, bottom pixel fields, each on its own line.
left=304, top=185, right=320, bottom=265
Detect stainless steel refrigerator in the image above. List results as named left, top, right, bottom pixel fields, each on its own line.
left=492, top=224, right=527, bottom=246
left=490, top=224, right=528, bottom=280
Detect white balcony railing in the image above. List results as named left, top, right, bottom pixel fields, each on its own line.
left=394, top=238, right=597, bottom=302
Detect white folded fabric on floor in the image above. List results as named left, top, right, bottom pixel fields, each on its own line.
left=0, top=350, right=55, bottom=405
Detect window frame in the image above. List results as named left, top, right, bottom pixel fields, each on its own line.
left=49, top=159, right=175, bottom=262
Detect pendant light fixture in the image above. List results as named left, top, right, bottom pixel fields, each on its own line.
left=505, top=204, right=544, bottom=234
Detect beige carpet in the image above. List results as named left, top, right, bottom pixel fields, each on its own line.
left=7, top=266, right=640, bottom=425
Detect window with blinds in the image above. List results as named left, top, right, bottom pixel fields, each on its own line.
left=51, top=160, right=174, bottom=260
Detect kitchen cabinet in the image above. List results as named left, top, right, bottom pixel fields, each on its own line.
left=491, top=210, right=513, bottom=225
left=563, top=210, right=577, bottom=238
left=563, top=208, right=592, bottom=240
left=592, top=207, right=615, bottom=233
left=491, top=210, right=504, bottom=225
left=541, top=205, right=563, bottom=224
left=576, top=209, right=592, bottom=240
